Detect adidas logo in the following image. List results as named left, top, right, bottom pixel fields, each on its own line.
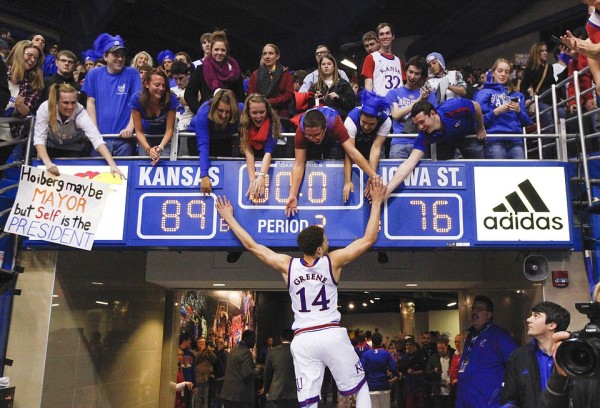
left=483, top=179, right=564, bottom=231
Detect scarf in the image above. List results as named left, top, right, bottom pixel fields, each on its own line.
left=202, top=55, right=241, bottom=92
left=256, top=62, right=283, bottom=98
left=248, top=117, right=271, bottom=151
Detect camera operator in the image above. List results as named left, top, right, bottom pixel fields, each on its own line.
left=541, top=283, right=600, bottom=407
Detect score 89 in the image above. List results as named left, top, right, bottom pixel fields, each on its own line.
left=250, top=170, right=327, bottom=204
left=161, top=198, right=208, bottom=232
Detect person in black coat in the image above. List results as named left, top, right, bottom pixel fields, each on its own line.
left=220, top=330, right=262, bottom=408
left=262, top=329, right=298, bottom=408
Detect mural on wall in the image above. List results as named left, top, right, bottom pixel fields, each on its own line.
left=179, top=290, right=255, bottom=348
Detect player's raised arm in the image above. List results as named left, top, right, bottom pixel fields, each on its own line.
left=215, top=196, right=291, bottom=282
left=328, top=178, right=386, bottom=277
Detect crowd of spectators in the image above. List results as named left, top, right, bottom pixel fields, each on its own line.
left=0, top=17, right=592, bottom=182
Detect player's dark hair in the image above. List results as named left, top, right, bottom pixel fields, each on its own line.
left=303, top=109, right=327, bottom=129
left=297, top=225, right=325, bottom=256
left=372, top=332, right=383, bottom=347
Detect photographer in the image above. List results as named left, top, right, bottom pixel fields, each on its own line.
left=541, top=283, right=600, bottom=407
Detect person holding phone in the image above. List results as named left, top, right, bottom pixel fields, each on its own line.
left=473, top=58, right=532, bottom=159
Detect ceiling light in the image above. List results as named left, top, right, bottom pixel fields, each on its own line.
left=369, top=299, right=374, bottom=304
left=406, top=283, right=419, bottom=287
left=91, top=282, right=104, bottom=285
left=374, top=297, right=380, bottom=300
left=52, top=303, right=59, bottom=307
left=95, top=301, right=109, bottom=305
left=348, top=303, right=355, bottom=309
left=362, top=302, right=368, bottom=307
left=213, top=283, right=225, bottom=287
left=447, top=302, right=457, bottom=307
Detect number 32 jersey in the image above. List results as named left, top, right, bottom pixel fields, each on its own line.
left=288, top=256, right=340, bottom=330
left=361, top=51, right=404, bottom=96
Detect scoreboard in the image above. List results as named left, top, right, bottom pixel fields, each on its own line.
left=27, top=159, right=573, bottom=249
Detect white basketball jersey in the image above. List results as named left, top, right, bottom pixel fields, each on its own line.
left=372, top=51, right=404, bottom=96
left=288, top=256, right=340, bottom=330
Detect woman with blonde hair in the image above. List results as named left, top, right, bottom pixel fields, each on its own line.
left=190, top=88, right=243, bottom=193
left=1, top=40, right=45, bottom=165
left=239, top=93, right=283, bottom=202
left=34, top=83, right=124, bottom=178
left=130, top=51, right=154, bottom=71
left=473, top=58, right=532, bottom=159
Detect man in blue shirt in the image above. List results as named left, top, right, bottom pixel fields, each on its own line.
left=500, top=301, right=570, bottom=408
left=385, top=55, right=437, bottom=159
left=361, top=332, right=398, bottom=408
left=456, top=295, right=517, bottom=408
left=82, top=33, right=141, bottom=156
left=385, top=98, right=485, bottom=197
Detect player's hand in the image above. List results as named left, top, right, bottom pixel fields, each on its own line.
left=109, top=164, right=126, bottom=180
left=343, top=180, right=354, bottom=203
left=285, top=196, right=298, bottom=217
left=119, top=127, right=134, bottom=138
left=45, top=162, right=60, bottom=176
left=215, top=195, right=234, bottom=219
left=551, top=331, right=572, bottom=377
left=368, top=177, right=386, bottom=205
left=200, top=176, right=213, bottom=194
left=364, top=176, right=382, bottom=200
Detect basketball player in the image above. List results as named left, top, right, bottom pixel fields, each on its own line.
left=214, top=179, right=387, bottom=408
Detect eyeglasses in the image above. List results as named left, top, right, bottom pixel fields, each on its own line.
left=58, top=59, right=74, bottom=64
left=315, top=50, right=327, bottom=56
left=470, top=306, right=489, bottom=312
left=24, top=52, right=39, bottom=62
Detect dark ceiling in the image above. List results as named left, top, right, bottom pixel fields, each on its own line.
left=0, top=0, right=588, bottom=73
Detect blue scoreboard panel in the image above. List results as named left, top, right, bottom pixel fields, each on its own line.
left=28, top=159, right=573, bottom=249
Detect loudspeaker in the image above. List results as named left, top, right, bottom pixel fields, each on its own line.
left=523, top=255, right=549, bottom=281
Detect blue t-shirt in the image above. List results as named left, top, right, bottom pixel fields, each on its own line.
left=385, top=86, right=437, bottom=141
left=82, top=66, right=142, bottom=134
left=413, top=98, right=477, bottom=152
left=130, top=91, right=178, bottom=135
left=360, top=348, right=397, bottom=391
